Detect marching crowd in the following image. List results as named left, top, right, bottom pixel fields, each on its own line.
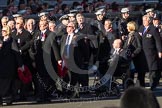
left=0, top=0, right=162, bottom=105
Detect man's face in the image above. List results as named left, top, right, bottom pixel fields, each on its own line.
left=153, top=19, right=160, bottom=26
left=104, top=20, right=112, bottom=30
left=143, top=17, right=150, bottom=27
left=122, top=12, right=129, bottom=19
left=62, top=19, right=69, bottom=26
left=113, top=40, right=122, bottom=49
left=7, top=21, right=15, bottom=30
left=97, top=14, right=104, bottom=21
left=39, top=20, right=48, bottom=31
left=66, top=22, right=75, bottom=34
left=76, top=16, right=84, bottom=25
left=1, top=19, right=7, bottom=27
left=49, top=23, right=56, bottom=32
left=15, top=19, right=24, bottom=30
left=27, top=20, right=35, bottom=31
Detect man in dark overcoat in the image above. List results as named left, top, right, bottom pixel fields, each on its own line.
left=138, top=15, right=162, bottom=90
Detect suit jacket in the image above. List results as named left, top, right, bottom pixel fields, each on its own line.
left=12, top=29, right=32, bottom=52
left=12, top=29, right=32, bottom=66
left=34, top=29, right=61, bottom=76
left=60, top=33, right=91, bottom=70
left=139, top=25, right=162, bottom=71
left=110, top=48, right=129, bottom=76
left=76, top=22, right=95, bottom=35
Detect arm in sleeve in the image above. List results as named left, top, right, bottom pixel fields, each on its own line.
left=20, top=33, right=32, bottom=52
left=133, top=33, right=142, bottom=56
left=153, top=28, right=162, bottom=52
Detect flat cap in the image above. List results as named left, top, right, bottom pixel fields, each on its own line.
left=121, top=7, right=129, bottom=13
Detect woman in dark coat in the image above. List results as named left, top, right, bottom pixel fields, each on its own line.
left=0, top=26, right=23, bottom=104
left=123, top=21, right=148, bottom=87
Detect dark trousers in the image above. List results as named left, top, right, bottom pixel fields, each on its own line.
left=70, top=72, right=89, bottom=87
left=149, top=71, right=161, bottom=89
left=137, top=71, right=146, bottom=87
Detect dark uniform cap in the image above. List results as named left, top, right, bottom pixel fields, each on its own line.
left=153, top=14, right=161, bottom=20
left=69, top=9, right=78, bottom=14
left=59, top=14, right=69, bottom=21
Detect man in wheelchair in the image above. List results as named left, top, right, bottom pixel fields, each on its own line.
left=94, top=39, right=134, bottom=96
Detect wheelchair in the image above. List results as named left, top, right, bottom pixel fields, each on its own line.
left=93, top=53, right=134, bottom=97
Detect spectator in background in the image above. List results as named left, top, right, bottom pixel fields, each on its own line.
left=117, top=7, right=132, bottom=41
left=13, top=6, right=19, bottom=14
left=61, top=4, right=70, bottom=14
left=25, top=18, right=36, bottom=36
left=8, top=4, right=14, bottom=15
left=18, top=0, right=27, bottom=10
left=2, top=9, right=11, bottom=16
left=48, top=21, right=56, bottom=32
left=111, top=2, right=119, bottom=12
left=25, top=7, right=33, bottom=16
left=104, top=19, right=118, bottom=48
left=145, top=8, right=155, bottom=24
left=1, top=16, right=9, bottom=28
left=120, top=87, right=160, bottom=108
left=41, top=3, right=49, bottom=11
left=7, top=20, right=16, bottom=33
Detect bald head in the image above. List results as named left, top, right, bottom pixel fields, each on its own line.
left=113, top=39, right=123, bottom=49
